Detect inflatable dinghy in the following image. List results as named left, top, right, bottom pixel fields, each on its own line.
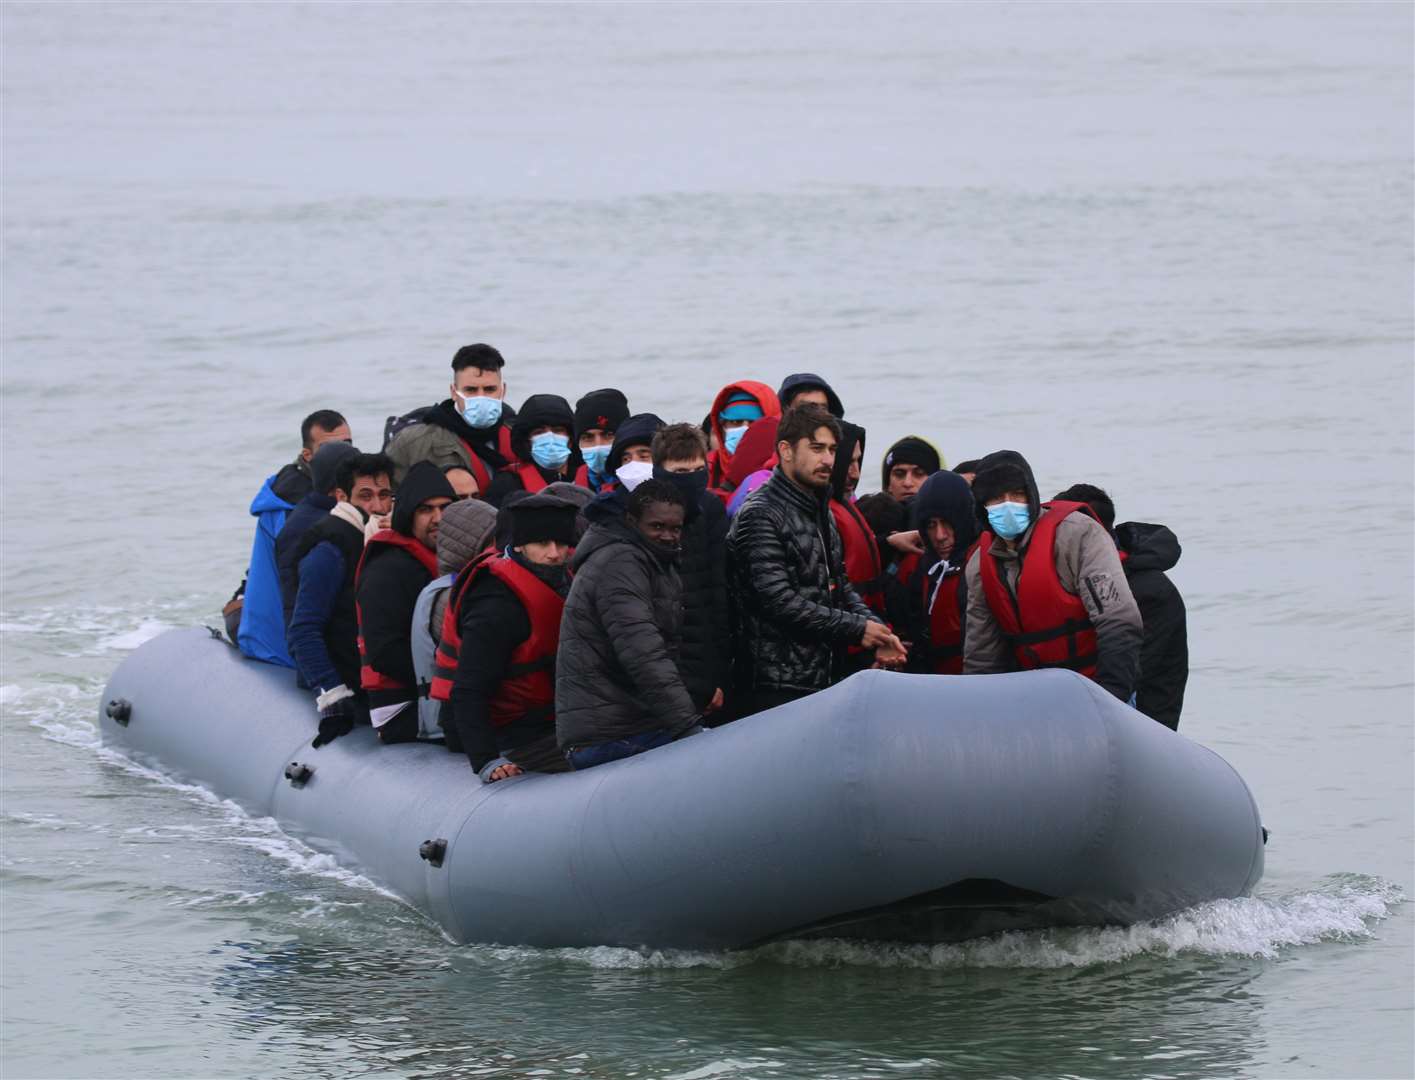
left=98, top=628, right=1264, bottom=948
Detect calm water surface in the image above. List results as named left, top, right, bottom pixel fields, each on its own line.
left=2, top=4, right=1411, bottom=1078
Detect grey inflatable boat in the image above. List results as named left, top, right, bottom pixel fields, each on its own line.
left=98, top=628, right=1265, bottom=948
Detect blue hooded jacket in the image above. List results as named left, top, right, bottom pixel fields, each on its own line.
left=237, top=474, right=298, bottom=667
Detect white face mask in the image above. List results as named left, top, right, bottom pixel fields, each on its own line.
left=616, top=460, right=654, bottom=491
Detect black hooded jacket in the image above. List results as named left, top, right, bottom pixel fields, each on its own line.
left=906, top=470, right=979, bottom=671
left=556, top=515, right=699, bottom=749
left=583, top=477, right=730, bottom=711
left=1116, top=521, right=1188, bottom=730
left=355, top=463, right=453, bottom=696
left=779, top=373, right=844, bottom=417
left=485, top=394, right=581, bottom=506
left=727, top=467, right=877, bottom=696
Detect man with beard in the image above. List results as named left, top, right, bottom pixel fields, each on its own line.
left=285, top=452, right=395, bottom=748
left=556, top=479, right=703, bottom=768
left=384, top=343, right=517, bottom=491
left=433, top=494, right=579, bottom=781
left=728, top=406, right=906, bottom=717
left=355, top=461, right=456, bottom=744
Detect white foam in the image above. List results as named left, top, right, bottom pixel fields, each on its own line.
left=97, top=620, right=175, bottom=651
left=460, top=875, right=1404, bottom=971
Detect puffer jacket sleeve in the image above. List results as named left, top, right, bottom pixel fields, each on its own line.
left=735, top=501, right=869, bottom=646
left=599, top=551, right=699, bottom=736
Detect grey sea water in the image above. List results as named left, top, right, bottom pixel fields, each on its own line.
left=2, top=3, right=1411, bottom=1078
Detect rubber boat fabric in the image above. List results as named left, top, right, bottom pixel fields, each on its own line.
left=99, top=628, right=1265, bottom=949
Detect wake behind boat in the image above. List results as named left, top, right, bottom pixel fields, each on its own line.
left=98, top=627, right=1265, bottom=948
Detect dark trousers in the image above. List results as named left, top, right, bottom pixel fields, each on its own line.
left=567, top=729, right=674, bottom=770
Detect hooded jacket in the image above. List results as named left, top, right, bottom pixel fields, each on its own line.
left=778, top=373, right=844, bottom=417
left=276, top=490, right=337, bottom=631
left=1116, top=521, right=1188, bottom=729
left=604, top=413, right=666, bottom=482
left=963, top=451, right=1143, bottom=701
left=236, top=470, right=302, bottom=667
left=383, top=399, right=515, bottom=488
left=485, top=394, right=581, bottom=506
left=583, top=477, right=730, bottom=712
left=286, top=502, right=367, bottom=694
left=907, top=470, right=980, bottom=673
left=410, top=499, right=501, bottom=743
left=707, top=381, right=781, bottom=489
left=556, top=515, right=699, bottom=750
left=727, top=467, right=878, bottom=696
left=355, top=462, right=452, bottom=713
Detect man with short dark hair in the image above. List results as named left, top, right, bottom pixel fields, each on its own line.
left=356, top=461, right=456, bottom=744
left=728, top=406, right=906, bottom=717
left=572, top=388, right=631, bottom=492
left=383, top=344, right=517, bottom=489
left=434, top=494, right=580, bottom=781
left=229, top=410, right=351, bottom=661
left=964, top=451, right=1142, bottom=703
left=286, top=452, right=395, bottom=748
left=557, top=479, right=703, bottom=768
left=1055, top=483, right=1188, bottom=729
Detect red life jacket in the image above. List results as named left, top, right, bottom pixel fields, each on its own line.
left=570, top=464, right=608, bottom=492
left=428, top=554, right=564, bottom=729
left=829, top=498, right=887, bottom=617
left=513, top=461, right=551, bottom=494
left=456, top=425, right=515, bottom=498
left=355, top=530, right=441, bottom=708
left=977, top=500, right=1100, bottom=678
left=920, top=542, right=978, bottom=675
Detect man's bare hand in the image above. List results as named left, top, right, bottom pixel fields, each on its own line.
left=487, top=762, right=523, bottom=782
left=705, top=687, right=724, bottom=714
left=861, top=620, right=895, bottom=649
left=887, top=530, right=924, bottom=556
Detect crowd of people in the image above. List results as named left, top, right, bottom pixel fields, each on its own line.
left=223, top=343, right=1190, bottom=782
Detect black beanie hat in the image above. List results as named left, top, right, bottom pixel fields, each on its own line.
left=573, top=388, right=630, bottom=441
left=507, top=493, right=579, bottom=548
left=310, top=440, right=360, bottom=495
left=391, top=460, right=456, bottom=536
left=880, top=436, right=941, bottom=492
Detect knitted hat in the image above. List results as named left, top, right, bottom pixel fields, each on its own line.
left=573, top=388, right=630, bottom=441
left=309, top=440, right=360, bottom=495
left=507, top=493, right=578, bottom=547
left=606, top=413, right=666, bottom=479
left=880, top=436, right=942, bottom=491
left=719, top=391, right=765, bottom=423
left=435, top=498, right=498, bottom=576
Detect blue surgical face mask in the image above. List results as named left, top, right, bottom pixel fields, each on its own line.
left=581, top=444, right=611, bottom=478
left=722, top=425, right=747, bottom=455
left=459, top=394, right=503, bottom=429
left=987, top=500, right=1031, bottom=540
left=530, top=431, right=571, bottom=470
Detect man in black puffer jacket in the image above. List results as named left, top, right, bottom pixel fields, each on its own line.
left=651, top=423, right=731, bottom=720
left=728, top=406, right=906, bottom=717
left=556, top=480, right=703, bottom=769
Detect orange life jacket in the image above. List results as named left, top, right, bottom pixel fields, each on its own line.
left=977, top=500, right=1099, bottom=677
left=355, top=530, right=440, bottom=708
left=429, top=554, right=564, bottom=729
